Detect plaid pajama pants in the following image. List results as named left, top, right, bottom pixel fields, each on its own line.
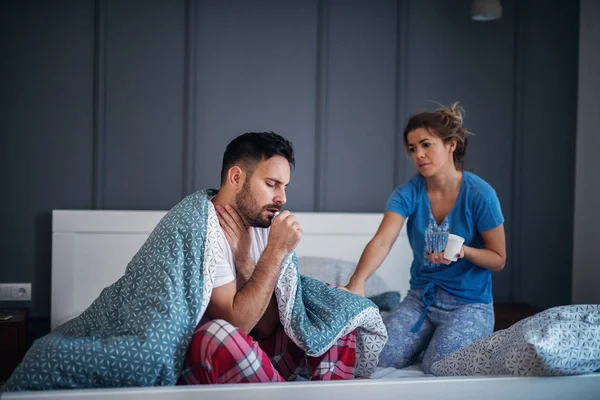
left=178, top=319, right=357, bottom=384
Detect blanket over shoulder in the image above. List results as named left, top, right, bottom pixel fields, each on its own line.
left=3, top=190, right=387, bottom=391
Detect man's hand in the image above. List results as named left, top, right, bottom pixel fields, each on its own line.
left=215, top=205, right=253, bottom=278
left=267, top=210, right=303, bottom=255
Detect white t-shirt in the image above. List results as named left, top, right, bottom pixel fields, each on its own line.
left=199, top=202, right=270, bottom=326
left=211, top=217, right=270, bottom=288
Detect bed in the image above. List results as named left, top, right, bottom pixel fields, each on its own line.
left=4, top=210, right=600, bottom=399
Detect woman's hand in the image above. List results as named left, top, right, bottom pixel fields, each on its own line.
left=427, top=246, right=465, bottom=265
left=334, top=281, right=365, bottom=297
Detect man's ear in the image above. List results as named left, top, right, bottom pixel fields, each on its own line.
left=227, top=165, right=245, bottom=189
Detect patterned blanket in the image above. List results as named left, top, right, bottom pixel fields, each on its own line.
left=3, top=190, right=386, bottom=391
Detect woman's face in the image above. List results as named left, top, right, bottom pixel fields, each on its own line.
left=406, top=127, right=456, bottom=177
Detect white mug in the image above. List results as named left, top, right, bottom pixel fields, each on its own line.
left=443, top=234, right=465, bottom=262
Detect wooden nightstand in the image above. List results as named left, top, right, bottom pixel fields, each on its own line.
left=493, top=303, right=545, bottom=331
left=0, top=309, right=28, bottom=385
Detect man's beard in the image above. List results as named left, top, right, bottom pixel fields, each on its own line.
left=235, top=181, right=281, bottom=228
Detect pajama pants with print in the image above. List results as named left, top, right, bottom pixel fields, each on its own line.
left=378, top=286, right=494, bottom=374
left=178, top=319, right=357, bottom=384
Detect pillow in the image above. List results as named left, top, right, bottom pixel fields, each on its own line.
left=367, top=291, right=401, bottom=312
left=297, top=256, right=389, bottom=297
left=430, top=304, right=600, bottom=376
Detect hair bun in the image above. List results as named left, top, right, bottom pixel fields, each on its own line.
left=440, top=102, right=464, bottom=126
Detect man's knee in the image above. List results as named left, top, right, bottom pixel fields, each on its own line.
left=188, top=319, right=242, bottom=361
left=196, top=319, right=238, bottom=336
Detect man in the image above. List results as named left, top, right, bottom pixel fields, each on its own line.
left=4, top=131, right=384, bottom=392
left=178, top=132, right=357, bottom=384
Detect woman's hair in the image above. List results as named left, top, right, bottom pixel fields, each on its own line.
left=403, top=102, right=472, bottom=170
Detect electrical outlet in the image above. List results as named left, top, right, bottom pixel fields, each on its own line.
left=0, top=283, right=32, bottom=301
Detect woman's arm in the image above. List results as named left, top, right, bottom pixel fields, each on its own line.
left=342, top=212, right=406, bottom=296
left=432, top=224, right=506, bottom=271
left=463, top=224, right=506, bottom=272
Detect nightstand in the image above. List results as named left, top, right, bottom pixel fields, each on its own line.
left=493, top=303, right=545, bottom=331
left=0, top=309, right=27, bottom=385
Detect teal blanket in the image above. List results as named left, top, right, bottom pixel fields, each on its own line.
left=3, top=190, right=387, bottom=391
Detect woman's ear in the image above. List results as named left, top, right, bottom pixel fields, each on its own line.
left=448, top=138, right=458, bottom=153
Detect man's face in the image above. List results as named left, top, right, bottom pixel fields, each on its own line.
left=235, top=155, right=290, bottom=228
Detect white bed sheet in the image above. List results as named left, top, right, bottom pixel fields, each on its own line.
left=371, top=364, right=428, bottom=379
left=4, top=373, right=600, bottom=400
left=294, top=365, right=427, bottom=381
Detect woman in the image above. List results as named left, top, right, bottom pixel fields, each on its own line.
left=340, top=103, right=506, bottom=373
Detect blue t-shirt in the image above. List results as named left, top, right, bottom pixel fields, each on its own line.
left=385, top=171, right=504, bottom=304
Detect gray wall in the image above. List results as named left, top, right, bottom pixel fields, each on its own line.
left=572, top=0, right=600, bottom=304
left=0, top=0, right=579, bottom=339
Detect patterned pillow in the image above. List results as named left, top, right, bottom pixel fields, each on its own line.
left=431, top=304, right=600, bottom=376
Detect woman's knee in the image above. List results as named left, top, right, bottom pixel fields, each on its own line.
left=379, top=298, right=433, bottom=369
left=378, top=345, right=415, bottom=369
left=421, top=339, right=462, bottom=374
left=421, top=309, right=494, bottom=374
left=377, top=328, right=430, bottom=369
left=421, top=349, right=442, bottom=374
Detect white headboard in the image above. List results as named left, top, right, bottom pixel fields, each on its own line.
left=51, top=210, right=412, bottom=329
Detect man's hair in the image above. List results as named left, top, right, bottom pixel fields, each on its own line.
left=220, top=132, right=295, bottom=184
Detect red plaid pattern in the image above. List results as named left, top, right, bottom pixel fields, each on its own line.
left=178, top=319, right=356, bottom=384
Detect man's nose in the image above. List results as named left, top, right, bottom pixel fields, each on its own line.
left=274, top=188, right=286, bottom=205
